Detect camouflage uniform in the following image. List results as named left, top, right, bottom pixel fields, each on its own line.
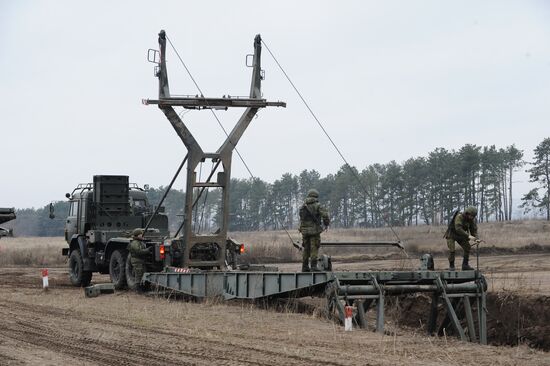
left=299, top=189, right=330, bottom=272
left=444, top=206, right=478, bottom=271
left=127, top=228, right=150, bottom=288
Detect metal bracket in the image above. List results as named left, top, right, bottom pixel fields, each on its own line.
left=246, top=54, right=253, bottom=67
left=148, top=49, right=160, bottom=64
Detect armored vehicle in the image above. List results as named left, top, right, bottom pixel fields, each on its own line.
left=0, top=207, right=16, bottom=238
left=62, top=175, right=171, bottom=288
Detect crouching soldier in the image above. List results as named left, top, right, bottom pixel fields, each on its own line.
left=444, top=206, right=479, bottom=271
left=299, top=189, right=330, bottom=272
left=127, top=228, right=152, bottom=291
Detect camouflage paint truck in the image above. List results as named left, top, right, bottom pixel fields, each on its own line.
left=62, top=175, right=172, bottom=289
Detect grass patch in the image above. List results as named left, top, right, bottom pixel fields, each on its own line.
left=1, top=220, right=548, bottom=266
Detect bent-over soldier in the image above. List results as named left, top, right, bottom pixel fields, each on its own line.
left=444, top=206, right=479, bottom=271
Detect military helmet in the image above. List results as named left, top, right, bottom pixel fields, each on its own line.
left=464, top=206, right=478, bottom=217
left=132, top=228, right=144, bottom=238
left=307, top=189, right=319, bottom=198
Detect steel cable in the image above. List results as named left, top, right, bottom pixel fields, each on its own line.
left=261, top=39, right=402, bottom=243
left=166, top=35, right=254, bottom=178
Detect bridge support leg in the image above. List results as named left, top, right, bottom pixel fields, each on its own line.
left=427, top=292, right=439, bottom=335
left=463, top=296, right=476, bottom=342
left=371, top=276, right=384, bottom=334
left=479, top=291, right=487, bottom=345
left=355, top=299, right=368, bottom=329
left=436, top=277, right=466, bottom=342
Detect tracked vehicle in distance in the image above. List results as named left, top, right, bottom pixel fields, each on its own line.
left=0, top=207, right=16, bottom=238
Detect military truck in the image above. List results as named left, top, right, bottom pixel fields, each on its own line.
left=0, top=207, right=16, bottom=239
left=62, top=175, right=171, bottom=289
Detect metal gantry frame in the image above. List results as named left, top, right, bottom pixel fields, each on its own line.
left=144, top=30, right=285, bottom=269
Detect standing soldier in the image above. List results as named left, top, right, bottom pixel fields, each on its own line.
left=127, top=228, right=151, bottom=290
left=444, top=206, right=479, bottom=271
left=299, top=189, right=330, bottom=272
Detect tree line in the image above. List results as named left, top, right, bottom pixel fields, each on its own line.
left=6, top=138, right=550, bottom=236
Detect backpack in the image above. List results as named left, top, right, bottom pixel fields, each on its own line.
left=299, top=203, right=321, bottom=225
left=446, top=210, right=460, bottom=235
left=299, top=204, right=308, bottom=221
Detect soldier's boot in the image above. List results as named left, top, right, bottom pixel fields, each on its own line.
left=310, top=257, right=320, bottom=272
left=461, top=255, right=474, bottom=271
left=448, top=260, right=455, bottom=271
left=448, top=251, right=456, bottom=271
left=301, top=258, right=310, bottom=272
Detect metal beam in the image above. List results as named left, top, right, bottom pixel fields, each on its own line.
left=436, top=277, right=466, bottom=342
left=355, top=299, right=368, bottom=329
left=223, top=272, right=330, bottom=299
left=143, top=97, right=286, bottom=108
left=336, top=283, right=479, bottom=296
left=479, top=291, right=487, bottom=344
left=371, top=275, right=384, bottom=334
left=463, top=295, right=476, bottom=342
left=321, top=241, right=404, bottom=249
left=427, top=292, right=439, bottom=335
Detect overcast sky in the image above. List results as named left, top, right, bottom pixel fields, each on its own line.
left=1, top=1, right=550, bottom=209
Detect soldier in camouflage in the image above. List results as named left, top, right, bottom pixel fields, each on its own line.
left=299, top=189, right=330, bottom=272
left=444, top=206, right=479, bottom=271
left=127, top=228, right=151, bottom=290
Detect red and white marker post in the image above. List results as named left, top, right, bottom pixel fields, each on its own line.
left=344, top=305, right=353, bottom=331
left=41, top=268, right=49, bottom=290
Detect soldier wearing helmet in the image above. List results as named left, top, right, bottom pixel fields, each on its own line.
left=444, top=206, right=479, bottom=271
left=127, top=228, right=151, bottom=291
left=298, top=189, right=330, bottom=272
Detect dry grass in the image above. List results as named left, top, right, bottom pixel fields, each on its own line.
left=235, top=220, right=550, bottom=263
left=1, top=220, right=548, bottom=266
left=0, top=237, right=66, bottom=267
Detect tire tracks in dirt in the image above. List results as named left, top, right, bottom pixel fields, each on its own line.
left=0, top=298, right=350, bottom=365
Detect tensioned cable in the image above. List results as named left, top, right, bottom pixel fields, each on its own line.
left=261, top=39, right=402, bottom=243
left=165, top=35, right=299, bottom=248
left=166, top=35, right=254, bottom=178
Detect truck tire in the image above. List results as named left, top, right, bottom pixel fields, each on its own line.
left=109, top=250, right=128, bottom=290
left=69, top=250, right=92, bottom=287
left=126, top=254, right=151, bottom=292
left=125, top=254, right=138, bottom=290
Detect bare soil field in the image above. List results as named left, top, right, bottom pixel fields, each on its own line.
left=1, top=222, right=549, bottom=365
left=0, top=267, right=549, bottom=366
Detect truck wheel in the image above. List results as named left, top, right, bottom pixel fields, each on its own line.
left=69, top=250, right=92, bottom=287
left=109, top=250, right=128, bottom=290
left=125, top=254, right=138, bottom=290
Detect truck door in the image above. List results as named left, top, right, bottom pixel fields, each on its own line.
left=65, top=200, right=79, bottom=241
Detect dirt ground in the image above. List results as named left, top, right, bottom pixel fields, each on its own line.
left=1, top=258, right=549, bottom=365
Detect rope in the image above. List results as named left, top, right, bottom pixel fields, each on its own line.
left=261, top=39, right=402, bottom=243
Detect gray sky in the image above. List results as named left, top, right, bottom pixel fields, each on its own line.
left=2, top=1, right=550, bottom=209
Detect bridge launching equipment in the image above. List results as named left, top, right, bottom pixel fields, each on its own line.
left=145, top=268, right=487, bottom=343
left=142, top=30, right=487, bottom=344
